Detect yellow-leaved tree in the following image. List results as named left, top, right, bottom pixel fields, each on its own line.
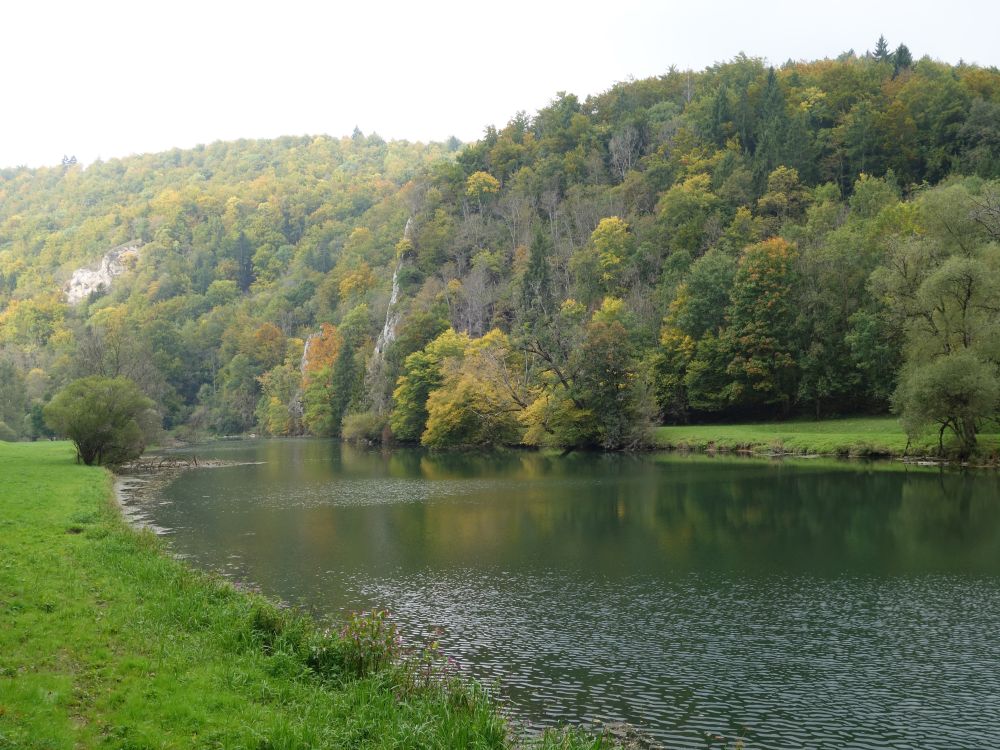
left=421, top=330, right=524, bottom=449
left=302, top=323, right=344, bottom=436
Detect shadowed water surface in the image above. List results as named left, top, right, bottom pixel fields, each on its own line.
left=145, top=440, right=1000, bottom=748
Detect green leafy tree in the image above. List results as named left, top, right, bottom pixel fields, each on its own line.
left=319, top=304, right=372, bottom=437
left=684, top=333, right=735, bottom=413
left=673, top=249, right=735, bottom=338
left=846, top=309, right=903, bottom=406
left=214, top=353, right=259, bottom=434
left=726, top=238, right=799, bottom=410
left=572, top=314, right=654, bottom=449
left=894, top=353, right=998, bottom=457
left=653, top=251, right=735, bottom=420
left=871, top=180, right=1000, bottom=453
left=792, top=208, right=888, bottom=416
left=655, top=174, right=721, bottom=258
left=756, top=166, right=811, bottom=229
left=327, top=343, right=359, bottom=436
left=44, top=377, right=159, bottom=465
left=384, top=307, right=451, bottom=385
left=256, top=362, right=303, bottom=436
left=72, top=309, right=178, bottom=422
left=893, top=44, right=913, bottom=76
left=25, top=403, right=56, bottom=441
left=752, top=69, right=790, bottom=182
left=229, top=231, right=255, bottom=293
left=302, top=366, right=337, bottom=436
left=529, top=299, right=655, bottom=450
left=957, top=99, right=1000, bottom=177
left=465, top=171, right=501, bottom=214
left=300, top=324, right=344, bottom=436
left=837, top=101, right=883, bottom=188
left=590, top=216, right=634, bottom=292
left=0, top=359, right=28, bottom=439
left=717, top=206, right=766, bottom=255
left=419, top=330, right=529, bottom=449
left=518, top=225, right=554, bottom=326
left=391, top=329, right=470, bottom=441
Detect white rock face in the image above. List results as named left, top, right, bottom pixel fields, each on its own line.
left=65, top=244, right=140, bottom=305
left=366, top=218, right=414, bottom=414
left=300, top=330, right=321, bottom=374
left=373, top=217, right=413, bottom=358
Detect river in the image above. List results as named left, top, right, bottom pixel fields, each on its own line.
left=133, top=439, right=1000, bottom=748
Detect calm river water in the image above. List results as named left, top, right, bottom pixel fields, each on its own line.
left=140, top=439, right=1000, bottom=748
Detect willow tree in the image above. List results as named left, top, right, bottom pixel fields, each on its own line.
left=44, top=377, right=159, bottom=466
left=872, top=180, right=1000, bottom=456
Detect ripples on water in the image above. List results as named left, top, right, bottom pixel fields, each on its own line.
left=244, top=478, right=579, bottom=508
left=146, top=442, right=1000, bottom=749
left=349, top=571, right=1000, bottom=748
left=176, top=475, right=601, bottom=510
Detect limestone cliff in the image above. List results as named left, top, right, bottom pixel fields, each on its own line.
left=64, top=243, right=141, bottom=305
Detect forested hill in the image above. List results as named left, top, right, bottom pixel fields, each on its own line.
left=3, top=44, right=1000, bottom=454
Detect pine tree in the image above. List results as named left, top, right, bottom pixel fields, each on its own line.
left=873, top=35, right=891, bottom=63
left=232, top=231, right=254, bottom=293
left=519, top=226, right=553, bottom=327
left=753, top=68, right=788, bottom=183
left=709, top=84, right=731, bottom=146
left=893, top=43, right=913, bottom=75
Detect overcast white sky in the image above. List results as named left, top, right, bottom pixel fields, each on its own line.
left=3, top=0, right=998, bottom=169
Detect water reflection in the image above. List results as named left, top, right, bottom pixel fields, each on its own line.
left=149, top=441, right=1000, bottom=748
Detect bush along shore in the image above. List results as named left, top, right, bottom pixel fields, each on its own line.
left=0, top=441, right=620, bottom=749
left=654, top=417, right=1000, bottom=463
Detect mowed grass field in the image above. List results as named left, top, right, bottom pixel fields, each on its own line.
left=0, top=441, right=606, bottom=750
left=655, top=416, right=1000, bottom=458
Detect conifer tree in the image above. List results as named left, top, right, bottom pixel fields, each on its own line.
left=519, top=226, right=553, bottom=326
left=873, top=35, right=891, bottom=63
left=893, top=44, right=913, bottom=75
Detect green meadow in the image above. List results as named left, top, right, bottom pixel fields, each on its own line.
left=655, top=417, right=1000, bottom=458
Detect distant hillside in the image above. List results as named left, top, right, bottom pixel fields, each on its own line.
left=2, top=44, right=1000, bottom=453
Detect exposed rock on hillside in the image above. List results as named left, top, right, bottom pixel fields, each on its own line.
left=367, top=217, right=414, bottom=413
left=65, top=243, right=141, bottom=304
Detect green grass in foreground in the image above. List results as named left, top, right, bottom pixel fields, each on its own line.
left=655, top=416, right=1000, bottom=457
left=0, top=441, right=609, bottom=749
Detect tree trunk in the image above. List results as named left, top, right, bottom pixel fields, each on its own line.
left=958, top=418, right=977, bottom=459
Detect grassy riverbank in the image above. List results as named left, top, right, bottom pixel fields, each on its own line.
left=655, top=416, right=1000, bottom=458
left=0, top=441, right=605, bottom=749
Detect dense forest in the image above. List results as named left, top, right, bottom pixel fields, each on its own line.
left=3, top=40, right=1000, bottom=455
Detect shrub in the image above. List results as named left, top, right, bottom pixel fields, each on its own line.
left=43, top=376, right=160, bottom=465
left=338, top=609, right=401, bottom=678
left=0, top=421, right=17, bottom=442
left=341, top=410, right=388, bottom=444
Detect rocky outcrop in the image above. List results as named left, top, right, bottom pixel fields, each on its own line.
left=366, top=218, right=414, bottom=413
left=300, top=330, right=322, bottom=375
left=373, top=217, right=413, bottom=359
left=289, top=330, right=324, bottom=422
left=64, top=243, right=141, bottom=305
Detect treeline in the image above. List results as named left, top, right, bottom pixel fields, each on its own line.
left=2, top=41, right=1000, bottom=454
